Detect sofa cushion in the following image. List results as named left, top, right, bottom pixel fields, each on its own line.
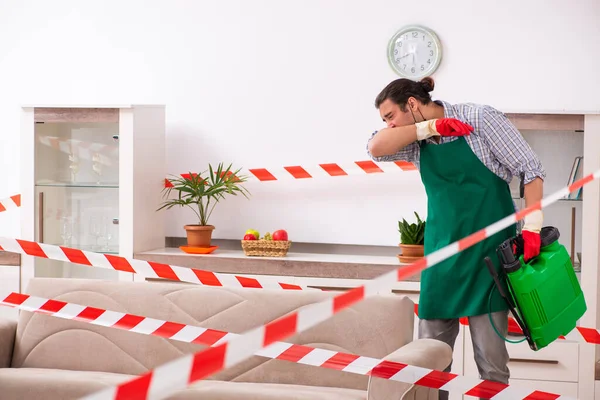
left=0, top=367, right=131, bottom=399
left=173, top=380, right=366, bottom=400
left=0, top=318, right=16, bottom=368
left=0, top=368, right=367, bottom=400
left=12, top=278, right=415, bottom=391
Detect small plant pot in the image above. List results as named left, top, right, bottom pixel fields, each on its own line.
left=399, top=243, right=424, bottom=257
left=398, top=243, right=424, bottom=259
left=184, top=225, right=215, bottom=248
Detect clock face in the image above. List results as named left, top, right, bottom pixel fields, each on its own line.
left=387, top=25, right=442, bottom=79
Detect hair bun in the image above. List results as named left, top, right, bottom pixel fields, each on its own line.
left=419, top=77, right=435, bottom=92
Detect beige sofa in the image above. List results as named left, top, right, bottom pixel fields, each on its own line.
left=0, top=278, right=452, bottom=399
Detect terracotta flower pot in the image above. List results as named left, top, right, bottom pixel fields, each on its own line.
left=184, top=225, right=215, bottom=247
left=397, top=243, right=424, bottom=264
left=399, top=244, right=424, bottom=258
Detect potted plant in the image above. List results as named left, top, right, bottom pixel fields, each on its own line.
left=398, top=211, right=425, bottom=261
left=158, top=163, right=250, bottom=247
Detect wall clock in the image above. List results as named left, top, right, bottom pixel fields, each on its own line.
left=387, top=25, right=442, bottom=79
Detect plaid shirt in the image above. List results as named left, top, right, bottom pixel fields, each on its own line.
left=367, top=100, right=546, bottom=185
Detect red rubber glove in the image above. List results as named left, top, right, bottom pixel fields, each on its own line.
left=522, top=210, right=543, bottom=262
left=435, top=119, right=474, bottom=136
left=522, top=230, right=541, bottom=262
left=415, top=118, right=474, bottom=141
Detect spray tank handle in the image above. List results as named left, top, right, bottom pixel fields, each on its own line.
left=540, top=226, right=560, bottom=248
left=497, top=238, right=522, bottom=273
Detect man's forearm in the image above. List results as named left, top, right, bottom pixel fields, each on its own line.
left=523, top=177, right=544, bottom=208
left=522, top=177, right=544, bottom=235
left=368, top=125, right=418, bottom=158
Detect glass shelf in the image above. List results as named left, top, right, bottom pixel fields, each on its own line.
left=36, top=182, right=119, bottom=189
left=48, top=243, right=119, bottom=255
left=35, top=121, right=119, bottom=187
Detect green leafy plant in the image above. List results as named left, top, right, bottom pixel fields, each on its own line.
left=158, top=162, right=251, bottom=226
left=398, top=211, right=426, bottom=245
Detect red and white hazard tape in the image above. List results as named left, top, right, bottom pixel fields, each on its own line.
left=245, top=160, right=417, bottom=181
left=0, top=233, right=540, bottom=340
left=0, top=235, right=538, bottom=341
left=0, top=211, right=589, bottom=346
left=164, top=160, right=417, bottom=187
left=0, top=292, right=572, bottom=400
left=0, top=194, right=21, bottom=212
left=39, top=137, right=416, bottom=183
left=0, top=232, right=586, bottom=345
left=0, top=238, right=308, bottom=291
left=81, top=168, right=600, bottom=400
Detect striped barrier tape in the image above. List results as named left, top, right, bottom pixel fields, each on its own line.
left=0, top=194, right=21, bottom=212
left=164, top=160, right=417, bottom=187
left=0, top=238, right=308, bottom=291
left=80, top=168, right=600, bottom=400
left=0, top=227, right=583, bottom=343
left=38, top=132, right=418, bottom=183
left=0, top=292, right=573, bottom=400
left=245, top=160, right=417, bottom=181
left=0, top=220, right=589, bottom=344
left=0, top=238, right=561, bottom=340
left=0, top=221, right=591, bottom=344
left=39, top=133, right=416, bottom=184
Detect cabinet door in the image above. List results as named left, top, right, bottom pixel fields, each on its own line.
left=463, top=329, right=579, bottom=383
left=33, top=115, right=121, bottom=280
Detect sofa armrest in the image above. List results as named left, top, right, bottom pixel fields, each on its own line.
left=0, top=318, right=17, bottom=368
left=367, top=338, right=453, bottom=400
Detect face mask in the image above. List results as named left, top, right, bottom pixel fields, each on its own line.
left=409, top=106, right=426, bottom=124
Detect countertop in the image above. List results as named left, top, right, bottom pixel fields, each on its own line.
left=0, top=251, right=20, bottom=266
left=134, top=247, right=420, bottom=281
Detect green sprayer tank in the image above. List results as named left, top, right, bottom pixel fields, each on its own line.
left=486, top=226, right=587, bottom=351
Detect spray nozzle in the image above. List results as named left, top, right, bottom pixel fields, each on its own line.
left=497, top=239, right=516, bottom=264
left=497, top=237, right=523, bottom=273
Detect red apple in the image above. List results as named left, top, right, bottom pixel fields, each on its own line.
left=272, top=229, right=288, bottom=241
left=243, top=234, right=257, bottom=240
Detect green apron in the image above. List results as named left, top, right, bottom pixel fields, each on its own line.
left=417, top=136, right=516, bottom=320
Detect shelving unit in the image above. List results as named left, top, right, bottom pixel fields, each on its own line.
left=580, top=115, right=600, bottom=400
left=461, top=113, right=599, bottom=400
left=19, top=105, right=167, bottom=291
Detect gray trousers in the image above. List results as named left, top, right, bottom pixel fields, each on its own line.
left=418, top=311, right=510, bottom=400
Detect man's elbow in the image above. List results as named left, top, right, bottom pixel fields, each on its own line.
left=367, top=139, right=385, bottom=158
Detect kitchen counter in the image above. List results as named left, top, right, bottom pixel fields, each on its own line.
left=134, top=247, right=421, bottom=282
left=0, top=251, right=20, bottom=266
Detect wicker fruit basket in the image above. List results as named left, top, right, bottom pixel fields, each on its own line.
left=241, top=240, right=291, bottom=257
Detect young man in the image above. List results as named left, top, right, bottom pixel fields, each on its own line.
left=366, top=77, right=545, bottom=399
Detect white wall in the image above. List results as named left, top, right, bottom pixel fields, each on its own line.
left=0, top=0, right=599, bottom=246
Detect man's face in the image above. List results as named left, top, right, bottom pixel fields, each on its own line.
left=379, top=98, right=414, bottom=128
